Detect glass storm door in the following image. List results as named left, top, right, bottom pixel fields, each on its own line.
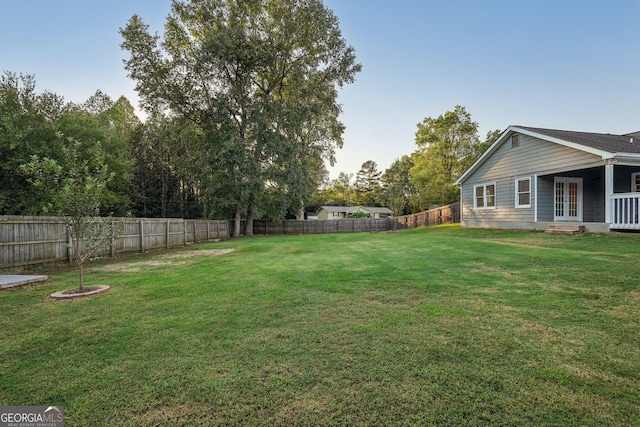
left=554, top=178, right=582, bottom=221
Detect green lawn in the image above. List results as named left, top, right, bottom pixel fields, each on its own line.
left=1, top=225, right=639, bottom=426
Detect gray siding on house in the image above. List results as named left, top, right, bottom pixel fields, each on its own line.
left=581, top=169, right=605, bottom=222
left=537, top=176, right=555, bottom=222
left=461, top=179, right=535, bottom=229
left=614, top=166, right=640, bottom=193
left=461, top=133, right=603, bottom=229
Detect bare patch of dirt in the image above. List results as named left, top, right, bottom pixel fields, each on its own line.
left=96, top=248, right=236, bottom=272
left=158, top=248, right=236, bottom=259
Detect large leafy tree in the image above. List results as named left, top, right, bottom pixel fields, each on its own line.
left=120, top=0, right=360, bottom=236
left=410, top=106, right=490, bottom=210
left=478, top=129, right=502, bottom=161
left=316, top=171, right=355, bottom=206
left=129, top=115, right=204, bottom=218
left=0, top=72, right=62, bottom=214
left=0, top=73, right=138, bottom=216
left=57, top=93, right=139, bottom=215
left=382, top=155, right=415, bottom=215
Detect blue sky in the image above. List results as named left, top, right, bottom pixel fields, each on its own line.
left=2, top=1, right=639, bottom=179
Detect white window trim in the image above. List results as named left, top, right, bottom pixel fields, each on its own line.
left=515, top=176, right=532, bottom=208
left=473, top=182, right=496, bottom=210
left=632, top=172, right=640, bottom=192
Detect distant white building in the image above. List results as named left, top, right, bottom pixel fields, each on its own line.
left=316, top=206, right=394, bottom=220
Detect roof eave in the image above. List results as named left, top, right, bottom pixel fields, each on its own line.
left=515, top=127, right=613, bottom=158
left=454, top=126, right=514, bottom=185
left=454, top=125, right=617, bottom=185
left=611, top=152, right=640, bottom=164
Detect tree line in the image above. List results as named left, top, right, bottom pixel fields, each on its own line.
left=313, top=105, right=501, bottom=216
left=0, top=71, right=202, bottom=219
left=2, top=0, right=501, bottom=236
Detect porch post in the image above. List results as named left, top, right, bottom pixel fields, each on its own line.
left=534, top=174, right=538, bottom=223
left=605, top=160, right=615, bottom=224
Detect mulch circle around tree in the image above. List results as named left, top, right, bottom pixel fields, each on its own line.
left=50, top=285, right=110, bottom=300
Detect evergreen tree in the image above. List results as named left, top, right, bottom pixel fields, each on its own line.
left=354, top=160, right=382, bottom=206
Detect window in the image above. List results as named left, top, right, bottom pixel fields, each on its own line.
left=511, top=134, right=519, bottom=148
left=632, top=173, right=640, bottom=192
left=474, top=183, right=496, bottom=209
left=515, top=177, right=531, bottom=208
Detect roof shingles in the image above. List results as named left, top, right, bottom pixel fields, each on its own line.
left=517, top=126, right=640, bottom=154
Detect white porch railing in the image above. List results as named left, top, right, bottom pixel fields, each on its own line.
left=611, top=193, right=640, bottom=230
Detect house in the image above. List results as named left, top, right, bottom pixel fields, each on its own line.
left=316, top=206, right=394, bottom=220
left=454, top=126, right=640, bottom=232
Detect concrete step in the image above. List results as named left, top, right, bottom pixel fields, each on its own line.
left=0, top=275, right=48, bottom=290
left=545, top=224, right=585, bottom=235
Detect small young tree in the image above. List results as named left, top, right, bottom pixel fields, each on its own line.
left=20, top=134, right=116, bottom=291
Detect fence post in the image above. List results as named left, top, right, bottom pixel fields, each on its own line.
left=166, top=220, right=170, bottom=249
left=140, top=219, right=145, bottom=253
left=193, top=222, right=197, bottom=243
left=111, top=220, right=116, bottom=258
left=183, top=220, right=187, bottom=246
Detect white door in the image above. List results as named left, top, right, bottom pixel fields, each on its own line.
left=554, top=177, right=583, bottom=221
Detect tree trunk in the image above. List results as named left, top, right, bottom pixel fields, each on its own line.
left=233, top=210, right=241, bottom=238
left=296, top=208, right=305, bottom=220
left=78, top=259, right=84, bottom=291
left=245, top=209, right=254, bottom=236
left=72, top=234, right=84, bottom=291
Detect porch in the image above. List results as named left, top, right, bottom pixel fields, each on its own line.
left=610, top=193, right=640, bottom=230
left=536, top=163, right=640, bottom=232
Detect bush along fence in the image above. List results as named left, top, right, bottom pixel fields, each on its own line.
left=393, top=202, right=461, bottom=229
left=0, top=216, right=229, bottom=271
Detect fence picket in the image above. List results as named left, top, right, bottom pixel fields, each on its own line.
left=394, top=202, right=460, bottom=229
left=0, top=217, right=230, bottom=271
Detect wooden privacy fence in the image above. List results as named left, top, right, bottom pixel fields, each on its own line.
left=393, top=202, right=460, bottom=229
left=0, top=216, right=229, bottom=271
left=1, top=205, right=458, bottom=270
left=235, top=218, right=392, bottom=235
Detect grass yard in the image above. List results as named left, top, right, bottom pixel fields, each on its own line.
left=1, top=225, right=639, bottom=426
